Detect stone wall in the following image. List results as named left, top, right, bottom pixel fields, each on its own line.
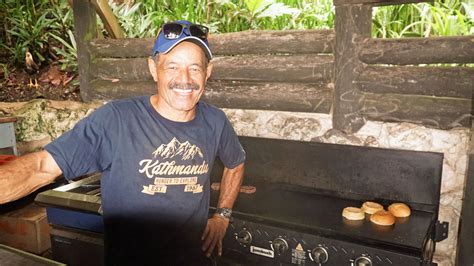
left=0, top=100, right=102, bottom=153
left=0, top=100, right=469, bottom=266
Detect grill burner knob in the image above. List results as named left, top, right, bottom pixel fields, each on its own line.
left=311, top=247, right=328, bottom=264
left=235, top=229, right=252, bottom=245
left=354, top=255, right=372, bottom=266
left=272, top=237, right=288, bottom=255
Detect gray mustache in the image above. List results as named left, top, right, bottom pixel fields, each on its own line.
left=168, top=81, right=200, bottom=91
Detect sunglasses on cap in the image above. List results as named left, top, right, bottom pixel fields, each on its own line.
left=162, top=22, right=209, bottom=41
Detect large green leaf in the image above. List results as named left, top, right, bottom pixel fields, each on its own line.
left=244, top=0, right=274, bottom=16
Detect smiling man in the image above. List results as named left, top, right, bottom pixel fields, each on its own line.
left=0, top=20, right=245, bottom=266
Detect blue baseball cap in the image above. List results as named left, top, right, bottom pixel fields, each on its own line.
left=152, top=20, right=213, bottom=60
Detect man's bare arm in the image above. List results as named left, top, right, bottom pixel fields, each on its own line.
left=0, top=150, right=62, bottom=204
left=216, top=162, right=245, bottom=209
left=202, top=162, right=244, bottom=257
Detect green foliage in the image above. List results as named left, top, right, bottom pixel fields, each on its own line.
left=372, top=0, right=473, bottom=38
left=51, top=29, right=78, bottom=72
left=0, top=0, right=76, bottom=71
left=1, top=0, right=53, bottom=64
left=111, top=0, right=470, bottom=38
left=0, top=63, right=9, bottom=79
left=109, top=0, right=335, bottom=36
left=109, top=2, right=160, bottom=38
left=0, top=0, right=470, bottom=75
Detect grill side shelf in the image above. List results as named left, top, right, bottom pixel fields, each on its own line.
left=35, top=189, right=102, bottom=214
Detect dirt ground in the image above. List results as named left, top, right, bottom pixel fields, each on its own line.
left=0, top=64, right=81, bottom=102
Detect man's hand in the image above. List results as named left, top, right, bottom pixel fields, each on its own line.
left=201, top=215, right=229, bottom=257
left=202, top=163, right=244, bottom=257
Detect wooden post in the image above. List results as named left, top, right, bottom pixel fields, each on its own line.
left=92, top=0, right=124, bottom=39
left=72, top=0, right=98, bottom=101
left=333, top=3, right=372, bottom=133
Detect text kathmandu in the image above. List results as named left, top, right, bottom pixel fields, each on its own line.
left=139, top=159, right=209, bottom=178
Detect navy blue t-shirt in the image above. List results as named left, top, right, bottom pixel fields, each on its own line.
left=45, top=96, right=245, bottom=265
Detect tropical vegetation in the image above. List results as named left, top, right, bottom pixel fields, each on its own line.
left=0, top=0, right=472, bottom=72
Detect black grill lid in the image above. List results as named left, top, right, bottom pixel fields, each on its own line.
left=211, top=136, right=444, bottom=212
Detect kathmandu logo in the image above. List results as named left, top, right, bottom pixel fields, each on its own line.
left=152, top=137, right=203, bottom=160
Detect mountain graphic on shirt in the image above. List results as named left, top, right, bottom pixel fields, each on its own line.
left=152, top=137, right=203, bottom=160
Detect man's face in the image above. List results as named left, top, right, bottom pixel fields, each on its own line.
left=148, top=41, right=212, bottom=115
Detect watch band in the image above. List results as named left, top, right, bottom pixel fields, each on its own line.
left=215, top=207, right=232, bottom=219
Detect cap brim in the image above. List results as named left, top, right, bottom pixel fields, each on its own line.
left=162, top=36, right=213, bottom=60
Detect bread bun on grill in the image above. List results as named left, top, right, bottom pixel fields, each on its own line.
left=370, top=210, right=395, bottom=226
left=342, top=207, right=365, bottom=220
left=388, top=203, right=411, bottom=218
left=361, top=201, right=384, bottom=214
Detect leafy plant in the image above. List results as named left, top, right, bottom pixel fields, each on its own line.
left=51, top=29, right=78, bottom=72
left=372, top=0, right=473, bottom=38
left=0, top=0, right=76, bottom=71
left=109, top=2, right=159, bottom=38
left=0, top=0, right=470, bottom=76
left=109, top=0, right=336, bottom=36
left=2, top=1, right=56, bottom=64
left=0, top=63, right=9, bottom=79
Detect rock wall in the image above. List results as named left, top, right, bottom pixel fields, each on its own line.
left=0, top=100, right=102, bottom=153
left=0, top=100, right=469, bottom=265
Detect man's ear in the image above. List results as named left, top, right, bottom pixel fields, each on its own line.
left=205, top=62, right=213, bottom=81
left=148, top=57, right=158, bottom=82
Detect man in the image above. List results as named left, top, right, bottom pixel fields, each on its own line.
left=0, top=20, right=246, bottom=265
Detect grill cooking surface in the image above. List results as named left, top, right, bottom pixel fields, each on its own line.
left=211, top=183, right=434, bottom=252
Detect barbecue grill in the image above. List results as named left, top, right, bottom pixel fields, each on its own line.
left=36, top=136, right=448, bottom=265
left=210, top=137, right=448, bottom=265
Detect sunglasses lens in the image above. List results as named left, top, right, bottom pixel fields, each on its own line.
left=189, top=25, right=209, bottom=40
left=163, top=23, right=183, bottom=39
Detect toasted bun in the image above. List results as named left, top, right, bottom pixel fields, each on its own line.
left=240, top=185, right=257, bottom=194
left=211, top=182, right=221, bottom=191
left=370, top=210, right=395, bottom=226
left=388, top=203, right=411, bottom=218
left=361, top=201, right=384, bottom=214
left=342, top=207, right=365, bottom=220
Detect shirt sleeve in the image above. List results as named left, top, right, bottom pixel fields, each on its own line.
left=217, top=116, right=246, bottom=169
left=45, top=104, right=116, bottom=181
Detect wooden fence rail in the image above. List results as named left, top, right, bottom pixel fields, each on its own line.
left=361, top=94, right=471, bottom=128
left=91, top=55, right=334, bottom=82
left=359, top=36, right=474, bottom=65
left=88, top=30, right=335, bottom=57
left=89, top=80, right=332, bottom=113
left=356, top=66, right=473, bottom=98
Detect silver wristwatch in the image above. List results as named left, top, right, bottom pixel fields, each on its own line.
left=215, top=207, right=232, bottom=220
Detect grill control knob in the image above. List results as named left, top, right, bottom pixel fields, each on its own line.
left=311, top=247, right=329, bottom=264
left=272, top=237, right=288, bottom=255
left=354, top=255, right=372, bottom=266
left=235, top=229, right=252, bottom=245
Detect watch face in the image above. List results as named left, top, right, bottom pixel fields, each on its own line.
left=217, top=208, right=232, bottom=218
